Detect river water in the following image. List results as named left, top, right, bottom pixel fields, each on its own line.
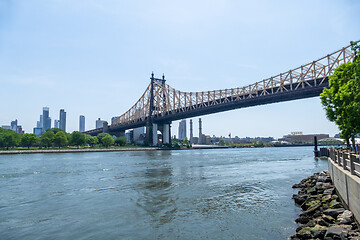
left=0, top=147, right=328, bottom=240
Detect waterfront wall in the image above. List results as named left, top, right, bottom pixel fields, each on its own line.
left=328, top=150, right=360, bottom=223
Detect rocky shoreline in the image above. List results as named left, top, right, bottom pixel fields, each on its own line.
left=291, top=171, right=360, bottom=239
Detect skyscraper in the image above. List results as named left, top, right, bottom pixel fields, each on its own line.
left=59, top=109, right=66, bottom=131
left=39, top=115, right=43, bottom=129
left=42, top=107, right=51, bottom=132
left=10, top=119, right=18, bottom=132
left=178, top=119, right=186, bottom=140
left=79, top=115, right=85, bottom=132
left=54, top=119, right=60, bottom=129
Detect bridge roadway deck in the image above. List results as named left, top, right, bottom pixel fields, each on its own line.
left=86, top=77, right=328, bottom=136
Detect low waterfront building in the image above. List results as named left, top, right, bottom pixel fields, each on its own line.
left=278, top=132, right=329, bottom=143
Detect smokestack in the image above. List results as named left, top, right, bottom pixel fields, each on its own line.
left=199, top=118, right=202, bottom=144
left=190, top=119, right=193, bottom=144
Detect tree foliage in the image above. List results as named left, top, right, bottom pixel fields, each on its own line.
left=85, top=134, right=98, bottom=147
left=71, top=131, right=86, bottom=148
left=101, top=135, right=114, bottom=148
left=320, top=41, right=360, bottom=147
left=54, top=131, right=68, bottom=148
left=97, top=133, right=111, bottom=144
left=114, top=136, right=127, bottom=146
left=41, top=130, right=55, bottom=148
left=21, top=133, right=39, bottom=149
left=0, top=128, right=21, bottom=149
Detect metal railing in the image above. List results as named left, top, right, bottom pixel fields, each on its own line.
left=329, top=148, right=360, bottom=178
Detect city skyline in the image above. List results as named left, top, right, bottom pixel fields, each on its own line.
left=0, top=1, right=359, bottom=137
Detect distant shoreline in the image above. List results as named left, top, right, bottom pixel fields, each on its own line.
left=0, top=148, right=157, bottom=155
left=0, top=144, right=335, bottom=155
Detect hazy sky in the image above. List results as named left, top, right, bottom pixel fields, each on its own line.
left=0, top=0, right=359, bottom=138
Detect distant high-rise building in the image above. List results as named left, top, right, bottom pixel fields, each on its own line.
left=33, top=127, right=42, bottom=136
left=54, top=119, right=60, bottom=129
left=198, top=118, right=202, bottom=144
left=79, top=115, right=85, bottom=132
left=59, top=109, right=66, bottom=131
left=178, top=119, right=186, bottom=140
left=10, top=119, right=18, bottom=132
left=190, top=119, right=193, bottom=144
left=96, top=118, right=105, bottom=129
left=42, top=107, right=51, bottom=132
left=5, top=119, right=24, bottom=133
left=35, top=114, right=43, bottom=134
left=39, top=115, right=43, bottom=128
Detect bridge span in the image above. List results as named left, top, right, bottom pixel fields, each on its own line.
left=85, top=43, right=355, bottom=145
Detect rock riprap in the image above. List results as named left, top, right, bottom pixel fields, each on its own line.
left=291, top=171, right=360, bottom=239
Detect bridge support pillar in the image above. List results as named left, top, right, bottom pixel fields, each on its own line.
left=163, top=123, right=170, bottom=144
left=152, top=123, right=158, bottom=146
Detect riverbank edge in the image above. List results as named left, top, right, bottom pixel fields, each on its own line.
left=0, top=148, right=158, bottom=155
left=291, top=171, right=360, bottom=239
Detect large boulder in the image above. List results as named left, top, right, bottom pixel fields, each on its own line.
left=310, top=224, right=328, bottom=239
left=325, top=224, right=352, bottom=239
left=322, top=214, right=336, bottom=224
left=293, top=194, right=306, bottom=205
left=321, top=194, right=332, bottom=203
left=296, top=227, right=312, bottom=239
left=337, top=210, right=353, bottom=225
left=295, top=215, right=310, bottom=224
left=323, top=188, right=335, bottom=195
left=329, top=199, right=343, bottom=209
left=323, top=208, right=345, bottom=218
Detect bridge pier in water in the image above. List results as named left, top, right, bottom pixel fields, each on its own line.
left=152, top=123, right=158, bottom=146
left=146, top=122, right=171, bottom=146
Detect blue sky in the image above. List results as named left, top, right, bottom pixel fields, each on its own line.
left=0, top=0, right=359, bottom=138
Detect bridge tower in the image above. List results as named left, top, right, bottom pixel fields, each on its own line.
left=145, top=73, right=172, bottom=146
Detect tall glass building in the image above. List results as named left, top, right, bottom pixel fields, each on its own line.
left=59, top=109, right=66, bottom=132
left=178, top=119, right=187, bottom=140
left=42, top=107, right=51, bottom=132
left=79, top=115, right=85, bottom=132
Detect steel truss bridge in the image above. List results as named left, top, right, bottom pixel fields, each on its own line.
left=85, top=43, right=355, bottom=145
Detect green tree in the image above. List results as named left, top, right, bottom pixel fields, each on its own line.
left=85, top=134, right=98, bottom=147
left=71, top=131, right=86, bottom=148
left=52, top=128, right=65, bottom=134
left=320, top=41, right=360, bottom=148
left=54, top=131, right=68, bottom=148
left=0, top=129, right=21, bottom=150
left=114, top=136, right=127, bottom=146
left=21, top=133, right=39, bottom=149
left=97, top=133, right=112, bottom=145
left=41, top=131, right=55, bottom=148
left=102, top=135, right=114, bottom=148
